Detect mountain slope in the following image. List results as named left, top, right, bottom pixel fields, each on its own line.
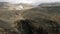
left=0, top=2, right=60, bottom=34
left=0, top=2, right=33, bottom=10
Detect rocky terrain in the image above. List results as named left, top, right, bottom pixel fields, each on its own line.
left=0, top=2, right=60, bottom=34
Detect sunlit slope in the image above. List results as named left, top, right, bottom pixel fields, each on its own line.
left=0, top=2, right=34, bottom=10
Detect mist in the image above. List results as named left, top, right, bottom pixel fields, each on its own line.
left=0, top=0, right=60, bottom=6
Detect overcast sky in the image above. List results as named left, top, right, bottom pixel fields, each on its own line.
left=0, top=0, right=60, bottom=5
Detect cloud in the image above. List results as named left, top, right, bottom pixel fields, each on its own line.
left=1, top=0, right=60, bottom=3
left=0, top=0, right=60, bottom=5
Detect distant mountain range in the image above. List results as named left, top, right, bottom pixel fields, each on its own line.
left=38, top=2, right=60, bottom=7
left=1, top=2, right=60, bottom=10
left=0, top=2, right=33, bottom=10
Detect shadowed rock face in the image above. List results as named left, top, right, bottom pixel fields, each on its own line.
left=19, top=19, right=59, bottom=34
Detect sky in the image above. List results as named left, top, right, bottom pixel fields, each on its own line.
left=0, top=0, right=60, bottom=5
